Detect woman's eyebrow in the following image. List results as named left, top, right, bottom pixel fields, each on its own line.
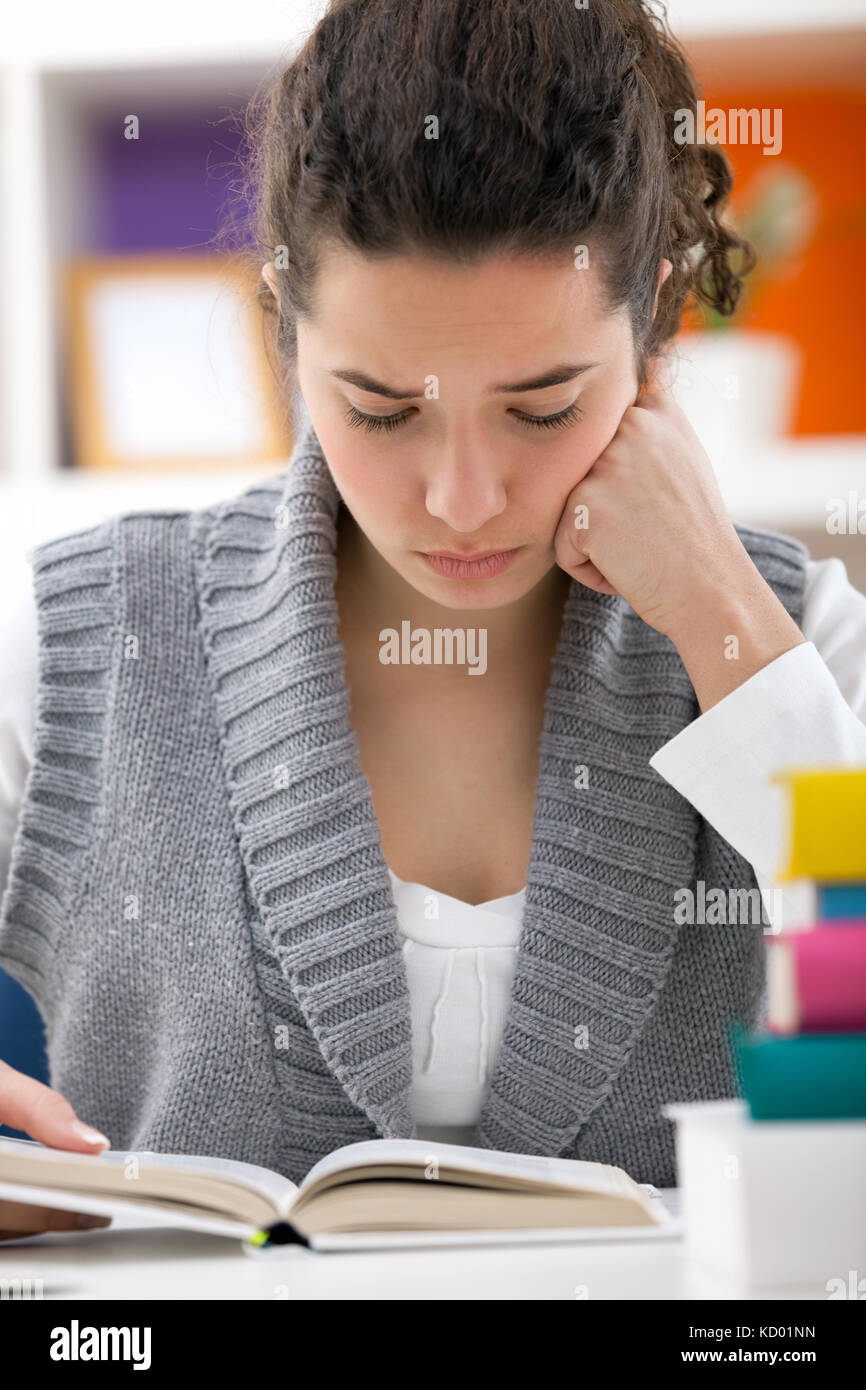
left=328, top=362, right=600, bottom=401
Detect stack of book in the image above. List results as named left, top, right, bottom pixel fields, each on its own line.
left=731, top=765, right=866, bottom=1120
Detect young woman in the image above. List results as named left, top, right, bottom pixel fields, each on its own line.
left=1, top=0, right=865, bottom=1239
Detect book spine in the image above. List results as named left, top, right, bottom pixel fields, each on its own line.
left=773, top=766, right=866, bottom=881
left=816, top=882, right=866, bottom=922
left=730, top=1026, right=866, bottom=1121
left=767, top=926, right=866, bottom=1033
left=742, top=769, right=866, bottom=1122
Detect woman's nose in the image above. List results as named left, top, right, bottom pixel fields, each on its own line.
left=423, top=454, right=508, bottom=534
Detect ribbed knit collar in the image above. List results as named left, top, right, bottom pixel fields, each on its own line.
left=193, top=401, right=708, bottom=1156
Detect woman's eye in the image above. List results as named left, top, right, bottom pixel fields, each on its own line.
left=343, top=399, right=584, bottom=435
left=344, top=404, right=413, bottom=433
left=512, top=400, right=584, bottom=430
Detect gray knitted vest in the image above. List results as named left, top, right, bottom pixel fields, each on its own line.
left=0, top=407, right=808, bottom=1188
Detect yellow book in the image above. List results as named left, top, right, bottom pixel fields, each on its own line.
left=771, top=765, right=866, bottom=882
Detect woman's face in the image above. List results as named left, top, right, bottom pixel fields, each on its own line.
left=292, top=244, right=652, bottom=612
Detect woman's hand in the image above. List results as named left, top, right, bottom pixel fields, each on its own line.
left=553, top=382, right=806, bottom=710
left=553, top=385, right=750, bottom=639
left=0, top=1059, right=112, bottom=1240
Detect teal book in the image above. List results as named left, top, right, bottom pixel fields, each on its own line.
left=817, top=882, right=866, bottom=921
left=729, top=1024, right=866, bottom=1120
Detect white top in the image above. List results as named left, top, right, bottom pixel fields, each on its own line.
left=2, top=555, right=866, bottom=1145
left=389, top=867, right=525, bottom=1145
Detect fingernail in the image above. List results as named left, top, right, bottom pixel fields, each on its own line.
left=76, top=1213, right=111, bottom=1228
left=69, top=1122, right=110, bottom=1148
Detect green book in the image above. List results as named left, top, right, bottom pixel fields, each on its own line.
left=729, top=1023, right=866, bottom=1120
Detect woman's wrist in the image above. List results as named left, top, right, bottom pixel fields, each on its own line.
left=664, top=551, right=807, bottom=713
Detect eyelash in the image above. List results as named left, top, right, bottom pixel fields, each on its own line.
left=343, top=400, right=584, bottom=434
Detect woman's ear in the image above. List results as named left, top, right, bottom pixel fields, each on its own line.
left=261, top=261, right=280, bottom=304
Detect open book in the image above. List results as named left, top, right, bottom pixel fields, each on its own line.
left=0, top=1135, right=679, bottom=1251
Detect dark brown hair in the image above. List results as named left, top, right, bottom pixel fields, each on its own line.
left=233, top=0, right=754, bottom=393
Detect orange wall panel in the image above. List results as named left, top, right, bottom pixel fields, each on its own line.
left=686, top=90, right=866, bottom=435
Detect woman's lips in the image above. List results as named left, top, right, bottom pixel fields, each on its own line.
left=419, top=548, right=523, bottom=579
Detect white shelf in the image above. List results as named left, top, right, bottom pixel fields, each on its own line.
left=713, top=435, right=866, bottom=530
left=0, top=464, right=288, bottom=558
left=3, top=0, right=862, bottom=67
left=2, top=2, right=318, bottom=67
left=667, top=0, right=866, bottom=37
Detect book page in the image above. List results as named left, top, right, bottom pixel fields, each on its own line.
left=299, top=1136, right=642, bottom=1203
left=0, top=1137, right=297, bottom=1216
left=294, top=1181, right=660, bottom=1238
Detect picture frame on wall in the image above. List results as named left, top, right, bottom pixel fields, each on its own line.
left=63, top=254, right=293, bottom=472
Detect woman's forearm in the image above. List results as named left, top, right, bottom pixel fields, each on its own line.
left=666, top=552, right=808, bottom=713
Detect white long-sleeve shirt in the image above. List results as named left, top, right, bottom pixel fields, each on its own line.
left=2, top=554, right=866, bottom=1145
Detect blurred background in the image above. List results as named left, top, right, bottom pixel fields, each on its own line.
left=0, top=0, right=864, bottom=581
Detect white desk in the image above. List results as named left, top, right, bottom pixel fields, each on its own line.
left=0, top=1192, right=825, bottom=1300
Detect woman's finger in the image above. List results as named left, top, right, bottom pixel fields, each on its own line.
left=0, top=1199, right=112, bottom=1239
left=0, top=1059, right=109, bottom=1152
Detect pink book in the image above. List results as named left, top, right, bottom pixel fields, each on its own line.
left=766, top=924, right=866, bottom=1034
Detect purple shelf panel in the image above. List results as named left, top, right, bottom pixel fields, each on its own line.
left=92, top=104, right=257, bottom=254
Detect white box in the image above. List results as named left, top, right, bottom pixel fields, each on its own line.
left=663, top=1099, right=866, bottom=1291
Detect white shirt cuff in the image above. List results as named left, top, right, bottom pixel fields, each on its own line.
left=648, top=641, right=866, bottom=884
